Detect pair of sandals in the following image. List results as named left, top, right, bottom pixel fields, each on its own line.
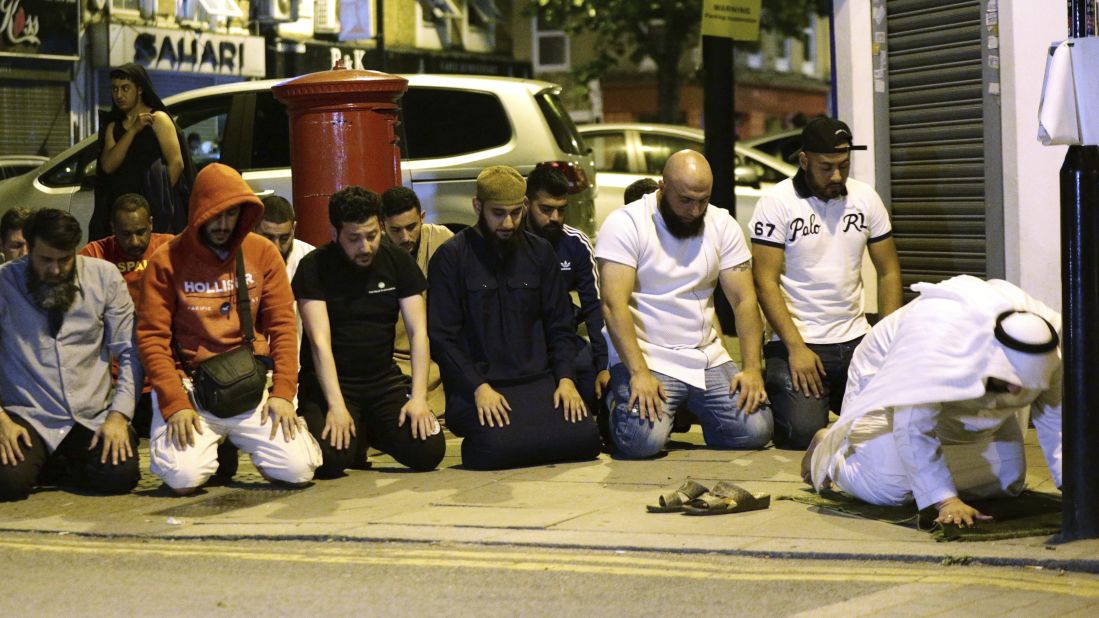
left=647, top=479, right=770, bottom=516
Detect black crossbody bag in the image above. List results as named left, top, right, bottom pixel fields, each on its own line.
left=174, top=251, right=271, bottom=418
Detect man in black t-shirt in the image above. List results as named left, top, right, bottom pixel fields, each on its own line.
left=292, top=186, right=445, bottom=476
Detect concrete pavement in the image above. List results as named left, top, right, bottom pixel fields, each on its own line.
left=2, top=426, right=1095, bottom=573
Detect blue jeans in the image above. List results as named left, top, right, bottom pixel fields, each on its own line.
left=606, top=362, right=773, bottom=459
left=764, top=337, right=862, bottom=450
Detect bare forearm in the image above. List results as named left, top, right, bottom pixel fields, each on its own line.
left=408, top=330, right=429, bottom=402
left=755, top=278, right=806, bottom=350
left=603, top=302, right=649, bottom=377
left=168, top=159, right=183, bottom=185
left=877, top=271, right=903, bottom=318
left=730, top=298, right=765, bottom=371
left=308, top=338, right=346, bottom=410
left=100, top=131, right=136, bottom=174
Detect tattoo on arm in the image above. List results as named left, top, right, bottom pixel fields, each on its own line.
left=730, top=259, right=752, bottom=272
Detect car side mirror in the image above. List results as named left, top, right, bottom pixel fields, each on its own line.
left=734, top=165, right=760, bottom=189
left=80, top=160, right=97, bottom=188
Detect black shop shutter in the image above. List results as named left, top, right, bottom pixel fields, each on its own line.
left=0, top=80, right=70, bottom=158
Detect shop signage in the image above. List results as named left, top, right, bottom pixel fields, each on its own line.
left=0, top=0, right=79, bottom=59
left=105, top=24, right=265, bottom=77
left=290, top=43, right=529, bottom=79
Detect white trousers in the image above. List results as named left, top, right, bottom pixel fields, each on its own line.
left=830, top=415, right=1027, bottom=507
left=150, top=380, right=321, bottom=490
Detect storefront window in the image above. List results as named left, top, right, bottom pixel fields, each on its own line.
left=110, top=0, right=141, bottom=13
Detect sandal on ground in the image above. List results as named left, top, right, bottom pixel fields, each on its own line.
left=646, top=479, right=710, bottom=513
left=682, top=481, right=770, bottom=516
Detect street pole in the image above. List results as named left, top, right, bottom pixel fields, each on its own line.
left=703, top=35, right=735, bottom=217
left=376, top=0, right=386, bottom=71
left=702, top=34, right=737, bottom=333
left=1059, top=0, right=1099, bottom=542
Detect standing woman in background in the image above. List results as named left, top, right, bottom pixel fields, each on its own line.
left=92, top=63, right=194, bottom=240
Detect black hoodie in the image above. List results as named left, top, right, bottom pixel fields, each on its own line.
left=91, top=64, right=195, bottom=240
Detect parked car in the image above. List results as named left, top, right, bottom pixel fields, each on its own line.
left=0, top=74, right=596, bottom=240
left=742, top=128, right=802, bottom=163
left=577, top=123, right=796, bottom=236
left=0, top=155, right=48, bottom=181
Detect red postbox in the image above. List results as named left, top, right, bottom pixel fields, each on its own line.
left=272, top=69, right=408, bottom=247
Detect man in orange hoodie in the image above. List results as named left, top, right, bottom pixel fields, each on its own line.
left=138, top=164, right=320, bottom=494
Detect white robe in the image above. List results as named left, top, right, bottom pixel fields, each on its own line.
left=811, top=276, right=1063, bottom=509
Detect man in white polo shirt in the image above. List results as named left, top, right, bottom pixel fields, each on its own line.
left=595, top=150, right=772, bottom=458
left=750, top=117, right=902, bottom=450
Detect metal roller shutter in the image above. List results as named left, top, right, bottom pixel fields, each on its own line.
left=0, top=80, right=70, bottom=158
left=873, top=0, right=1003, bottom=299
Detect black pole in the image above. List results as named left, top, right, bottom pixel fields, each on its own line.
left=702, top=34, right=737, bottom=333
left=827, top=0, right=838, bottom=117
left=703, top=35, right=735, bottom=216
left=1059, top=0, right=1099, bottom=542
left=376, top=0, right=386, bottom=71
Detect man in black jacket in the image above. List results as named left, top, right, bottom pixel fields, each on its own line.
left=428, top=166, right=601, bottom=470
left=522, top=167, right=609, bottom=413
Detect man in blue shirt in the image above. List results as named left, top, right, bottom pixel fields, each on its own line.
left=523, top=167, right=609, bottom=413
left=0, top=209, right=140, bottom=500
left=428, top=166, right=601, bottom=470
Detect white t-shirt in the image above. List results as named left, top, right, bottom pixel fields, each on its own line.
left=749, top=174, right=892, bottom=344
left=284, top=237, right=316, bottom=352
left=285, top=238, right=316, bottom=283
left=594, top=192, right=751, bottom=389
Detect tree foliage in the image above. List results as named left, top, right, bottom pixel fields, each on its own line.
left=530, top=0, right=829, bottom=123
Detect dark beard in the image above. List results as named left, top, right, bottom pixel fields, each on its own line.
left=535, top=221, right=563, bottom=244
left=477, top=214, right=522, bottom=255
left=26, top=264, right=78, bottom=313
left=659, top=194, right=705, bottom=239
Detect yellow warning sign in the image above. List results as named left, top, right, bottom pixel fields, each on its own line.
left=701, top=0, right=762, bottom=41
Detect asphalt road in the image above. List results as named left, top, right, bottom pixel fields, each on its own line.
left=1, top=533, right=1096, bottom=617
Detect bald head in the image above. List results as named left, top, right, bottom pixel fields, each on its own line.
left=662, top=150, right=713, bottom=193
left=657, top=150, right=712, bottom=239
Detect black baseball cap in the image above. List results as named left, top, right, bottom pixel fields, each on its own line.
left=800, top=117, right=867, bottom=154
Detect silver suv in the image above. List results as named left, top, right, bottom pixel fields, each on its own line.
left=0, top=74, right=596, bottom=238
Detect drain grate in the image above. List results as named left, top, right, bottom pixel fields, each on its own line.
left=153, top=488, right=302, bottom=518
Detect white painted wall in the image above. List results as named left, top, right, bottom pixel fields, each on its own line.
left=834, top=0, right=880, bottom=311
left=1000, top=4, right=1067, bottom=312
left=834, top=0, right=876, bottom=188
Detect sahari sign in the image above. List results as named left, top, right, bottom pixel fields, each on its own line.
left=102, top=24, right=265, bottom=77
left=0, top=0, right=79, bottom=59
